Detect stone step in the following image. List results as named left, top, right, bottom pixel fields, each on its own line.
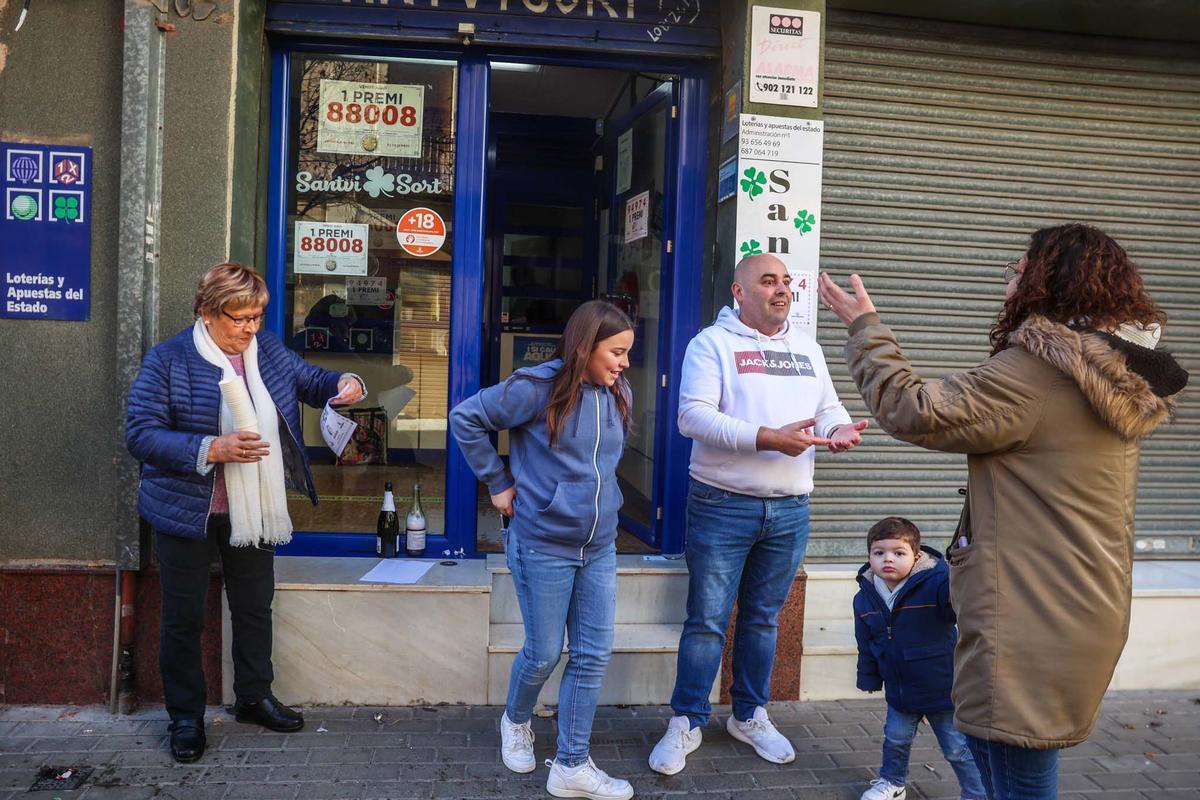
left=486, top=553, right=690, bottom=625
left=227, top=557, right=494, bottom=706
left=486, top=622, right=713, bottom=706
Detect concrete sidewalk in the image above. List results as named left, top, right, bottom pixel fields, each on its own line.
left=1, top=691, right=1197, bottom=799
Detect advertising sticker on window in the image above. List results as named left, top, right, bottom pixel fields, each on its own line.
left=624, top=190, right=649, bottom=243
left=293, top=221, right=369, bottom=275
left=317, top=80, right=425, bottom=158
left=345, top=276, right=387, bottom=305
left=395, top=207, right=446, bottom=257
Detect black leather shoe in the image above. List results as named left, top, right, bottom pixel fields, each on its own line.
left=168, top=719, right=206, bottom=763
left=232, top=695, right=305, bottom=732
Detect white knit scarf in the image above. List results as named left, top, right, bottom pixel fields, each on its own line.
left=192, top=319, right=293, bottom=547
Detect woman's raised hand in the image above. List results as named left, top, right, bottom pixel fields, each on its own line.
left=818, top=272, right=876, bottom=327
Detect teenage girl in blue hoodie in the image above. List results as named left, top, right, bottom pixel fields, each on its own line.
left=449, top=300, right=635, bottom=800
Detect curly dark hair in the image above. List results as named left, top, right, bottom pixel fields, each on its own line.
left=990, top=223, right=1166, bottom=355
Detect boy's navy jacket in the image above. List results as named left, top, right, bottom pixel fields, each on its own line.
left=448, top=359, right=629, bottom=562
left=853, top=546, right=957, bottom=714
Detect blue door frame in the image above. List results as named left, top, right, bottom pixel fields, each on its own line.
left=265, top=38, right=707, bottom=558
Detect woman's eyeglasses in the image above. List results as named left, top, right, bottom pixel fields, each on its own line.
left=222, top=310, right=265, bottom=329
left=1004, top=261, right=1022, bottom=283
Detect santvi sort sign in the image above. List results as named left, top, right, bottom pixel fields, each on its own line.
left=329, top=0, right=636, bottom=18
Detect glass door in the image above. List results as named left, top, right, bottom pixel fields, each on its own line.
left=603, top=82, right=676, bottom=547
left=271, top=51, right=462, bottom=555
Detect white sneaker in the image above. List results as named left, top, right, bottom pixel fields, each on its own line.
left=861, top=778, right=906, bottom=800
left=648, top=715, right=702, bottom=775
left=545, top=757, right=634, bottom=800
left=725, top=706, right=795, bottom=764
left=499, top=711, right=535, bottom=774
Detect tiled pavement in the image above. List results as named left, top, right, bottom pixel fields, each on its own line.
left=1, top=691, right=1197, bottom=799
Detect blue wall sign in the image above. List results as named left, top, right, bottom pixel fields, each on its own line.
left=718, top=155, right=738, bottom=204
left=1, top=142, right=92, bottom=321
left=512, top=334, right=560, bottom=371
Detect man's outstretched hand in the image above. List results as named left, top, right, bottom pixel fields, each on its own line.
left=757, top=418, right=832, bottom=457
left=828, top=419, right=869, bottom=453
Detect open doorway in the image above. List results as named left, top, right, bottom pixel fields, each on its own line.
left=475, top=62, right=680, bottom=554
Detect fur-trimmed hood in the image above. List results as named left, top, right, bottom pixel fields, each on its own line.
left=1010, top=316, right=1187, bottom=441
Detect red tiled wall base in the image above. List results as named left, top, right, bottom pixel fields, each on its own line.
left=0, top=569, right=222, bottom=706
left=719, top=569, right=806, bottom=705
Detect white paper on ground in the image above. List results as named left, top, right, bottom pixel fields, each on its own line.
left=320, top=401, right=358, bottom=456
left=359, top=559, right=436, bottom=585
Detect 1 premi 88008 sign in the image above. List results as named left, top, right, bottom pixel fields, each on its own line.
left=293, top=221, right=369, bottom=276
left=317, top=80, right=425, bottom=158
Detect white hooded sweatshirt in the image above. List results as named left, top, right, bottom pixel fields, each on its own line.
left=678, top=306, right=851, bottom=497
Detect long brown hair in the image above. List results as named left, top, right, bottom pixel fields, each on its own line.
left=515, top=300, right=634, bottom=446
left=990, top=223, right=1166, bottom=355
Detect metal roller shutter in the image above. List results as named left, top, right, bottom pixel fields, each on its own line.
left=810, top=12, right=1200, bottom=560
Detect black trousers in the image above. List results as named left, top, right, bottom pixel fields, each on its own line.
left=155, top=515, right=276, bottom=721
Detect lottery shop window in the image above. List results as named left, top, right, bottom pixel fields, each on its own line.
left=283, top=53, right=457, bottom=537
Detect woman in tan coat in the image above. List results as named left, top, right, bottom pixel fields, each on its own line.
left=818, top=223, right=1187, bottom=800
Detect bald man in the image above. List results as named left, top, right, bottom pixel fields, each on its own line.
left=650, top=254, right=868, bottom=774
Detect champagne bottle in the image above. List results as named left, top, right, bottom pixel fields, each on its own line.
left=405, top=482, right=427, bottom=557
left=377, top=482, right=398, bottom=558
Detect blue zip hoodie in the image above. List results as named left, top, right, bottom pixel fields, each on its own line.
left=448, top=359, right=629, bottom=561
left=853, top=546, right=957, bottom=714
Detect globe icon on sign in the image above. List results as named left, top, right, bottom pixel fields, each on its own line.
left=11, top=155, right=38, bottom=183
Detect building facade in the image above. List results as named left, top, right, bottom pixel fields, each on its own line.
left=0, top=0, right=1196, bottom=705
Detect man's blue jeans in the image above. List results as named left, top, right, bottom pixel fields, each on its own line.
left=504, top=536, right=617, bottom=767
left=671, top=478, right=810, bottom=728
left=966, top=735, right=1060, bottom=800
left=881, top=706, right=987, bottom=799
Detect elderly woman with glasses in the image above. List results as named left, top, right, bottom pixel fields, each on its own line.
left=126, top=262, right=365, bottom=763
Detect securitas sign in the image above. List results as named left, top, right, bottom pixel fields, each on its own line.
left=733, top=350, right=815, bottom=377
left=768, top=13, right=804, bottom=36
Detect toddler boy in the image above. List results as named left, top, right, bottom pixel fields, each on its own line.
left=854, top=517, right=985, bottom=800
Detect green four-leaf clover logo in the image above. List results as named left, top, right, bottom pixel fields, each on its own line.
left=740, top=167, right=766, bottom=200
left=793, top=209, right=815, bottom=235
left=739, top=239, right=763, bottom=256
left=53, top=195, right=80, bottom=222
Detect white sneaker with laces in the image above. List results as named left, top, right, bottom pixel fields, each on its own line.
left=499, top=711, right=535, bottom=774
left=725, top=706, right=795, bottom=764
left=545, top=757, right=634, bottom=800
left=648, top=715, right=702, bottom=775
left=860, top=778, right=906, bottom=800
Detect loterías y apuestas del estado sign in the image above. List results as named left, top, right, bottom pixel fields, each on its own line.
left=295, top=168, right=444, bottom=198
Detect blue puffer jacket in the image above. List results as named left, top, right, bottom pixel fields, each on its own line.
left=853, top=546, right=957, bottom=714
left=125, top=327, right=342, bottom=539
left=449, top=359, right=629, bottom=562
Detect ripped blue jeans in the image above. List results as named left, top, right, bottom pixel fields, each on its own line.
left=504, top=536, right=617, bottom=767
